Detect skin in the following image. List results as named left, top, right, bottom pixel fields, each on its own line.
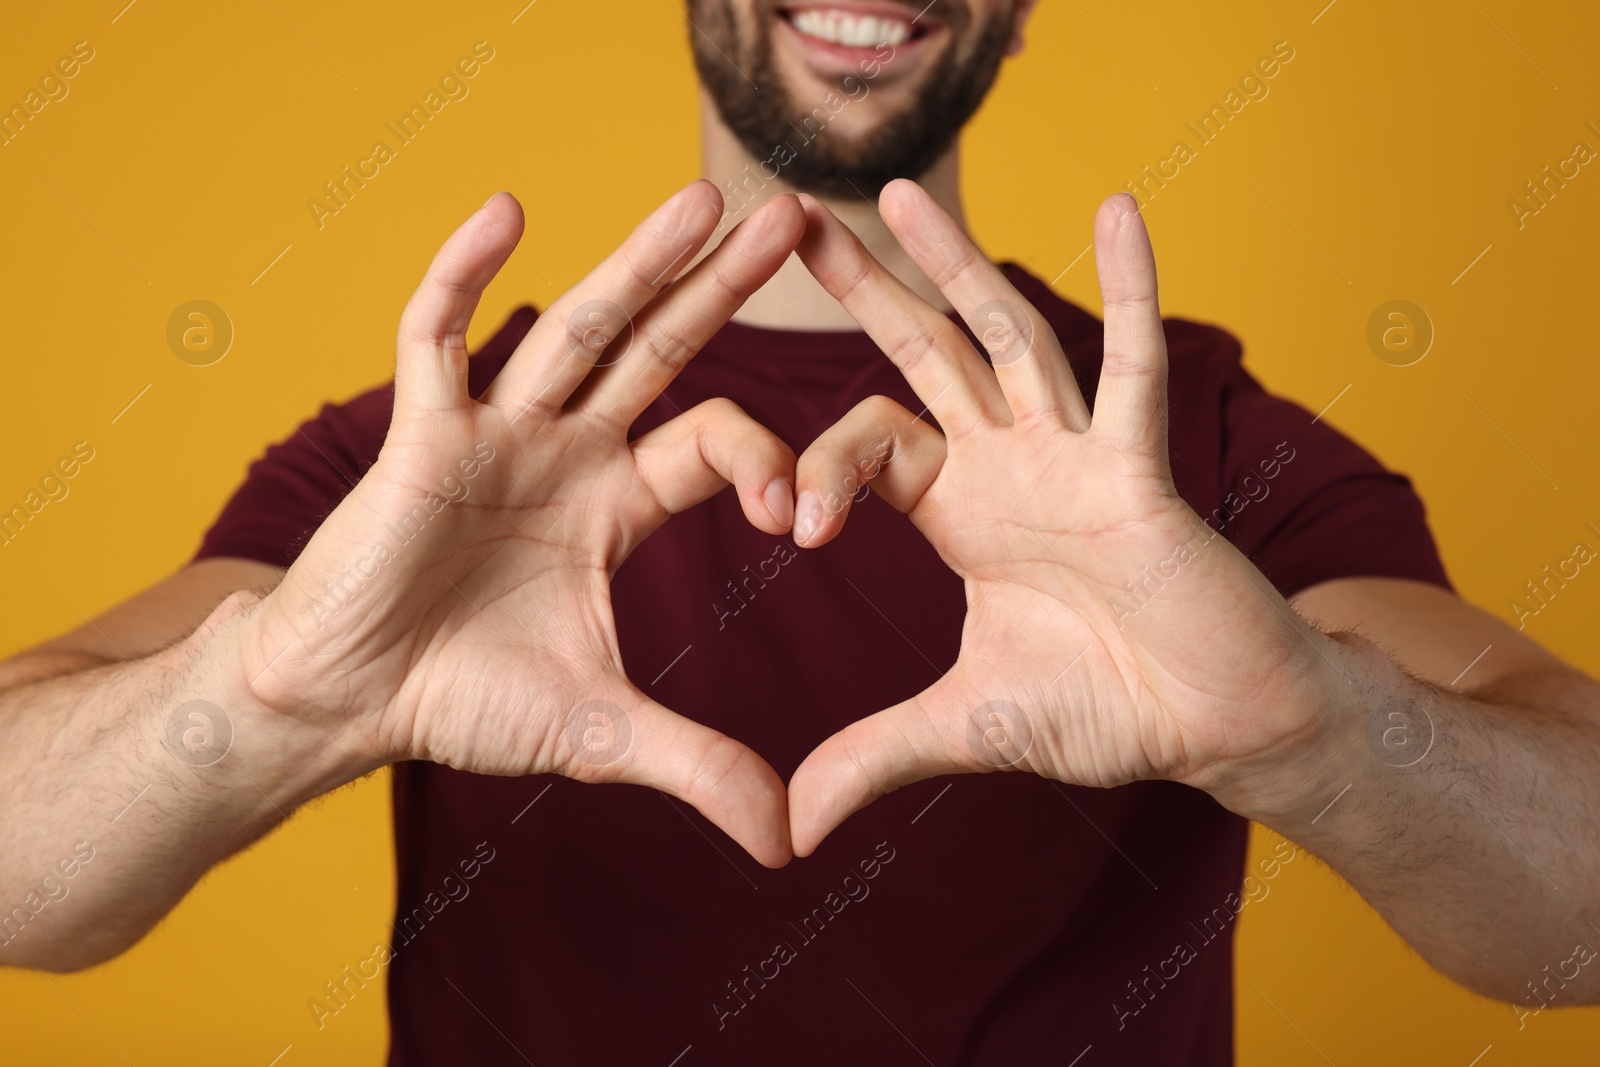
left=783, top=183, right=1600, bottom=1005
left=2, top=0, right=1597, bottom=1014
left=0, top=185, right=807, bottom=968
left=701, top=1, right=1600, bottom=1001
left=693, top=0, right=1042, bottom=328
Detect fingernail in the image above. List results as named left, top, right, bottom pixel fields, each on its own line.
left=764, top=478, right=795, bottom=528
left=482, top=190, right=506, bottom=208
left=794, top=492, right=824, bottom=544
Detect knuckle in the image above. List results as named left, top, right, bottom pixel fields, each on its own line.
left=634, top=322, right=696, bottom=373
left=694, top=396, right=743, bottom=423
left=829, top=254, right=874, bottom=305
left=1104, top=291, right=1159, bottom=313
left=927, top=240, right=980, bottom=291
left=838, top=735, right=887, bottom=802
left=857, top=394, right=905, bottom=422
left=403, top=327, right=468, bottom=356
left=562, top=307, right=596, bottom=357
left=1013, top=404, right=1059, bottom=434
left=885, top=325, right=949, bottom=374
left=432, top=268, right=484, bottom=298
left=1100, top=351, right=1162, bottom=375
left=560, top=299, right=634, bottom=364
left=708, top=253, right=763, bottom=303
left=684, top=734, right=748, bottom=803
left=618, top=242, right=664, bottom=291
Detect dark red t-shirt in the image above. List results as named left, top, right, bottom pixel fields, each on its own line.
left=197, top=265, right=1448, bottom=1065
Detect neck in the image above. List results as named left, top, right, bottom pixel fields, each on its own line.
left=695, top=89, right=966, bottom=331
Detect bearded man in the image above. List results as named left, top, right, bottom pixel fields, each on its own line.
left=4, top=3, right=1598, bottom=1064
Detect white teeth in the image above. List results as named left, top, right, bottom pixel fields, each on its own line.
left=790, top=8, right=911, bottom=48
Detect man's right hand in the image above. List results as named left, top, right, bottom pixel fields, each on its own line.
left=239, top=183, right=803, bottom=867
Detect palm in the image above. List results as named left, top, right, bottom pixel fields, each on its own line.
left=369, top=417, right=658, bottom=775
left=787, top=182, right=1322, bottom=855
left=929, top=430, right=1312, bottom=791
left=241, top=184, right=808, bottom=867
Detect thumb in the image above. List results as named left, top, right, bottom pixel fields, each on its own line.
left=788, top=676, right=1033, bottom=856
left=565, top=682, right=792, bottom=869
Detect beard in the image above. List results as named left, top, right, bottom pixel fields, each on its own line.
left=688, top=0, right=1015, bottom=198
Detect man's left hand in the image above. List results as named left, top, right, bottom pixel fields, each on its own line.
left=784, top=181, right=1351, bottom=855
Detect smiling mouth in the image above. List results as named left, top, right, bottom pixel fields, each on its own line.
left=776, top=5, right=937, bottom=49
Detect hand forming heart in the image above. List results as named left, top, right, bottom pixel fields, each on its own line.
left=781, top=182, right=1335, bottom=856
left=243, top=184, right=806, bottom=868
left=241, top=178, right=1335, bottom=869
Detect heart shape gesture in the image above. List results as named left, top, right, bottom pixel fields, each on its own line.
left=241, top=183, right=810, bottom=868
left=782, top=181, right=1332, bottom=855
left=242, top=177, right=1331, bottom=870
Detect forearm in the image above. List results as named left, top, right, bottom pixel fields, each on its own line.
left=1209, top=633, right=1600, bottom=1003
left=0, top=592, right=377, bottom=971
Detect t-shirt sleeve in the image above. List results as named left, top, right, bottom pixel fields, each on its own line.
left=192, top=388, right=391, bottom=569
left=1204, top=346, right=1451, bottom=598
left=194, top=306, right=537, bottom=569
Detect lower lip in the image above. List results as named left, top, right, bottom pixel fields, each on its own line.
left=775, top=14, right=937, bottom=71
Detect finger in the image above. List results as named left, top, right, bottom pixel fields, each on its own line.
left=395, top=192, right=525, bottom=414
left=478, top=180, right=725, bottom=417
left=1092, top=194, right=1169, bottom=463
left=565, top=686, right=791, bottom=868
left=793, top=195, right=1008, bottom=436
left=632, top=398, right=798, bottom=535
left=572, top=195, right=808, bottom=425
left=788, top=676, right=1021, bottom=856
left=792, top=395, right=946, bottom=548
left=878, top=179, right=1091, bottom=430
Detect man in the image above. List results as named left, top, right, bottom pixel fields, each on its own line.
left=2, top=1, right=1597, bottom=1063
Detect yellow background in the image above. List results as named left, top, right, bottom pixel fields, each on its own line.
left=3, top=0, right=1597, bottom=1062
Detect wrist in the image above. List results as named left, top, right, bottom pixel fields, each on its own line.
left=1188, top=631, right=1383, bottom=826
left=172, top=590, right=388, bottom=807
